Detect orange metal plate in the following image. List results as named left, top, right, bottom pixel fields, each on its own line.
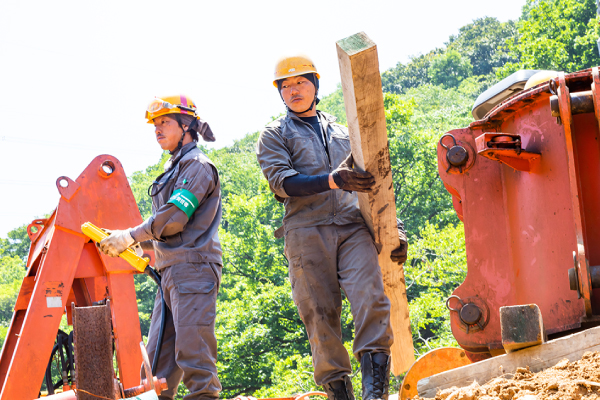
left=435, top=69, right=600, bottom=355
left=0, top=155, right=149, bottom=399
left=400, top=347, right=471, bottom=400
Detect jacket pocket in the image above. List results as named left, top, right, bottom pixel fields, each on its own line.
left=174, top=280, right=217, bottom=326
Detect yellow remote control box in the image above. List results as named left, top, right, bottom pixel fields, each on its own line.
left=81, top=222, right=149, bottom=273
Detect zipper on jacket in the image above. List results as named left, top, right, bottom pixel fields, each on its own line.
left=295, top=116, right=337, bottom=220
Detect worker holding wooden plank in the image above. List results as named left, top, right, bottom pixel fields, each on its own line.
left=256, top=55, right=408, bottom=400
left=335, top=32, right=415, bottom=377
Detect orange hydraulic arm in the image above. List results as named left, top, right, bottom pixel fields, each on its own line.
left=0, top=155, right=154, bottom=399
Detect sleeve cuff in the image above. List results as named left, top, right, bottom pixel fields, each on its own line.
left=139, top=240, right=154, bottom=251
left=130, top=219, right=155, bottom=243
left=274, top=170, right=300, bottom=198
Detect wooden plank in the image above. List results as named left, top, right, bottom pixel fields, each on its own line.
left=418, top=325, right=600, bottom=398
left=336, top=31, right=414, bottom=375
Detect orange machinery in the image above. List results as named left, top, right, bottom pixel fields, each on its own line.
left=436, top=67, right=600, bottom=359
left=0, top=155, right=156, bottom=399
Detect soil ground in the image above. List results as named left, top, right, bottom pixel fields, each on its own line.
left=416, top=351, right=600, bottom=400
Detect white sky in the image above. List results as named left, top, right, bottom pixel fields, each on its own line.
left=0, top=0, right=526, bottom=238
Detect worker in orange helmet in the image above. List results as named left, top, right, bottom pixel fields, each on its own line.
left=98, top=95, right=222, bottom=400
left=256, top=56, right=409, bottom=400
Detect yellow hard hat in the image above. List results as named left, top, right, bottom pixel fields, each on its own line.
left=273, top=55, right=320, bottom=87
left=145, top=94, right=199, bottom=123
left=524, top=70, right=559, bottom=89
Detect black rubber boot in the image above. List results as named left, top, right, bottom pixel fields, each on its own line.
left=322, top=376, right=355, bottom=400
left=361, top=352, right=390, bottom=400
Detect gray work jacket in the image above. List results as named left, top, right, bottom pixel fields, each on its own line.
left=131, top=142, right=223, bottom=270
left=257, top=110, right=364, bottom=233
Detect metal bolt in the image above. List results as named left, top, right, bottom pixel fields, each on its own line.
left=459, top=303, right=482, bottom=325
left=447, top=146, right=468, bottom=167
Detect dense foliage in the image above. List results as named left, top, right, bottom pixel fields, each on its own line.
left=497, top=0, right=600, bottom=77
left=1, top=0, right=599, bottom=397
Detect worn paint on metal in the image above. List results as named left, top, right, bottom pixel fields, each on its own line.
left=0, top=155, right=152, bottom=399
left=437, top=69, right=600, bottom=355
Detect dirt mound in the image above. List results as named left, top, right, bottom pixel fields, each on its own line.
left=417, top=351, right=600, bottom=400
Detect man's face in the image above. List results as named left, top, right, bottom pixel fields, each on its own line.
left=153, top=115, right=184, bottom=152
left=280, top=76, right=316, bottom=114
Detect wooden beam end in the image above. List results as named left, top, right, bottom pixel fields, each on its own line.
left=336, top=31, right=376, bottom=56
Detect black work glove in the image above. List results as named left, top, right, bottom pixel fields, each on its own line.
left=390, top=218, right=408, bottom=265
left=331, top=153, right=375, bottom=192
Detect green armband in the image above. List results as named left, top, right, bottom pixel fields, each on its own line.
left=168, top=189, right=199, bottom=218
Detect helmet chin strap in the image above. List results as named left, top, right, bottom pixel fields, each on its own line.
left=280, top=91, right=318, bottom=115
left=286, top=96, right=317, bottom=115
left=170, top=116, right=198, bottom=155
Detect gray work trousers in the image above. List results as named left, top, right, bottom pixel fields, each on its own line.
left=145, top=262, right=222, bottom=400
left=284, top=223, right=393, bottom=385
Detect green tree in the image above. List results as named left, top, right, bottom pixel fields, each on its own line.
left=0, top=252, right=26, bottom=345
left=381, top=50, right=442, bottom=94
left=0, top=224, right=31, bottom=261
left=428, top=50, right=473, bottom=88
left=497, top=0, right=600, bottom=77
left=405, top=222, right=466, bottom=354
left=318, top=84, right=348, bottom=125
left=446, top=17, right=518, bottom=76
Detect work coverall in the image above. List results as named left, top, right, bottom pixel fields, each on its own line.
left=256, top=111, right=393, bottom=385
left=130, top=141, right=223, bottom=400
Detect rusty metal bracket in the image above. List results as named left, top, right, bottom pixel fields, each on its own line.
left=475, top=133, right=540, bottom=172
left=547, top=67, right=600, bottom=122
left=56, top=176, right=80, bottom=202
left=557, top=72, right=593, bottom=317
left=592, top=67, right=600, bottom=133
left=27, top=218, right=48, bottom=242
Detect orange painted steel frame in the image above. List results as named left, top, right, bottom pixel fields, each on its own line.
left=437, top=69, right=600, bottom=358
left=0, top=155, right=154, bottom=399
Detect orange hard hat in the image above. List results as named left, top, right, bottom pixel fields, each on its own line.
left=273, top=55, right=320, bottom=87
left=145, top=94, right=199, bottom=123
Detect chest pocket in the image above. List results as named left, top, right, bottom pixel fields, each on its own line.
left=283, top=126, right=325, bottom=175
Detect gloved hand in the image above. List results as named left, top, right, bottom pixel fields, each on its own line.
left=131, top=242, right=144, bottom=257
left=390, top=218, right=408, bottom=265
left=99, top=229, right=135, bottom=257
left=331, top=153, right=375, bottom=192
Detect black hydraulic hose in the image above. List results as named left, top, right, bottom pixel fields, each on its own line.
left=144, top=265, right=167, bottom=376
left=44, top=330, right=71, bottom=394
left=67, top=332, right=75, bottom=386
